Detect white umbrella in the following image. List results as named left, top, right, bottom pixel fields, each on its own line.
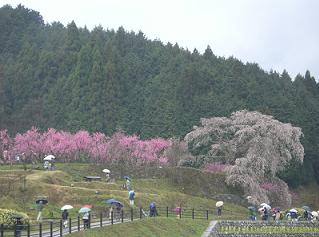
left=311, top=211, right=318, bottom=217
left=216, top=201, right=224, bottom=207
left=289, top=208, right=298, bottom=213
left=102, top=169, right=110, bottom=173
left=61, top=205, right=73, bottom=210
left=260, top=203, right=271, bottom=210
left=44, top=155, right=55, bottom=161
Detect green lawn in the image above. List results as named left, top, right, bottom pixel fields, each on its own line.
left=69, top=218, right=210, bottom=237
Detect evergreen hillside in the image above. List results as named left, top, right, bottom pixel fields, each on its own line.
left=0, top=5, right=319, bottom=185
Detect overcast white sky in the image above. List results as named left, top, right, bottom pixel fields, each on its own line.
left=2, top=0, right=319, bottom=80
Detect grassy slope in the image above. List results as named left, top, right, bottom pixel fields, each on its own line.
left=1, top=163, right=319, bottom=236
left=69, top=218, right=210, bottom=237
left=0, top=163, right=247, bottom=220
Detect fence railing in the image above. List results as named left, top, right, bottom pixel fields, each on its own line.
left=0, top=206, right=217, bottom=237
left=3, top=210, right=319, bottom=237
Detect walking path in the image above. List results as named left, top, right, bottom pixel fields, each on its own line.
left=201, top=220, right=217, bottom=237
left=24, top=218, right=132, bottom=237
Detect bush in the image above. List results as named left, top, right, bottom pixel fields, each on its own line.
left=0, top=208, right=29, bottom=225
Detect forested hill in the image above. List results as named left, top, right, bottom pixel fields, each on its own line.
left=1, top=5, right=319, bottom=184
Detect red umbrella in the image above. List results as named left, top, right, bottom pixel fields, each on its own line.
left=83, top=204, right=92, bottom=208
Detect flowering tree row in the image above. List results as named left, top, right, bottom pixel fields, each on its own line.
left=0, top=128, right=171, bottom=166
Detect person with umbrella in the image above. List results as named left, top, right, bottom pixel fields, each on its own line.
left=216, top=201, right=224, bottom=217
left=43, top=155, right=56, bottom=171
left=103, top=169, right=111, bottom=182
left=288, top=209, right=298, bottom=222
left=105, top=199, right=123, bottom=220
left=124, top=176, right=132, bottom=191
left=14, top=216, right=23, bottom=237
left=79, top=207, right=91, bottom=229
left=61, top=205, right=73, bottom=228
left=302, top=206, right=311, bottom=221
left=62, top=209, right=69, bottom=228
left=36, top=199, right=48, bottom=222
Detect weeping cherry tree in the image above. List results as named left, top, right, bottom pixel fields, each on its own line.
left=184, top=110, right=304, bottom=207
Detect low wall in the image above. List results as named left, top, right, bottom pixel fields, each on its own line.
left=215, top=234, right=319, bottom=237
left=208, top=221, right=319, bottom=237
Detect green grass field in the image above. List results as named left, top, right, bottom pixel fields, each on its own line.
left=69, top=218, right=210, bottom=237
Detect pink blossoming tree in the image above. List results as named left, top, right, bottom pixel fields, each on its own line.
left=2, top=128, right=171, bottom=171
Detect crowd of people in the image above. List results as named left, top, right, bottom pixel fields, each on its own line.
left=248, top=204, right=319, bottom=222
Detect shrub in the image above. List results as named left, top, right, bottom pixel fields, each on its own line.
left=0, top=208, right=30, bottom=225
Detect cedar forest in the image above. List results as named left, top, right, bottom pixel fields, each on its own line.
left=0, top=5, right=319, bottom=188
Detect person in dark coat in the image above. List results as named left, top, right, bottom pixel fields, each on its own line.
left=62, top=210, right=69, bottom=228
left=14, top=217, right=23, bottom=237
left=262, top=208, right=269, bottom=221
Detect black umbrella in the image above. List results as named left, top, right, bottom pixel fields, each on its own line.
left=36, top=199, right=48, bottom=205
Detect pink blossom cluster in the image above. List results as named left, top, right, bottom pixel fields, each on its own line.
left=204, top=163, right=229, bottom=173
left=259, top=182, right=279, bottom=192
left=0, top=128, right=171, bottom=166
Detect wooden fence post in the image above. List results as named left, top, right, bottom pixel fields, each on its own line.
left=206, top=210, right=209, bottom=220
left=131, top=208, right=133, bottom=221
left=111, top=211, right=114, bottom=225
left=121, top=209, right=124, bottom=223
left=77, top=216, right=80, bottom=231
left=166, top=207, right=169, bottom=217
left=0, top=224, right=3, bottom=237
left=39, top=223, right=42, bottom=237
left=192, top=209, right=194, bottom=219
left=100, top=212, right=103, bottom=227
left=69, top=218, right=72, bottom=233
left=60, top=219, right=63, bottom=237
left=27, top=224, right=30, bottom=237
left=50, top=221, right=53, bottom=237
left=140, top=208, right=142, bottom=219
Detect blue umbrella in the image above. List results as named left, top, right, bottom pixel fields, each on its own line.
left=105, top=199, right=123, bottom=207
left=123, top=176, right=131, bottom=180
left=79, top=207, right=91, bottom=213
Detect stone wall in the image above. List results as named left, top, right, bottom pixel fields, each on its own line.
left=215, top=234, right=318, bottom=237
left=208, top=221, right=319, bottom=237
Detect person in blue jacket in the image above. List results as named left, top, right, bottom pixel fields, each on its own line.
left=149, top=202, right=158, bottom=217
left=128, top=190, right=135, bottom=206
